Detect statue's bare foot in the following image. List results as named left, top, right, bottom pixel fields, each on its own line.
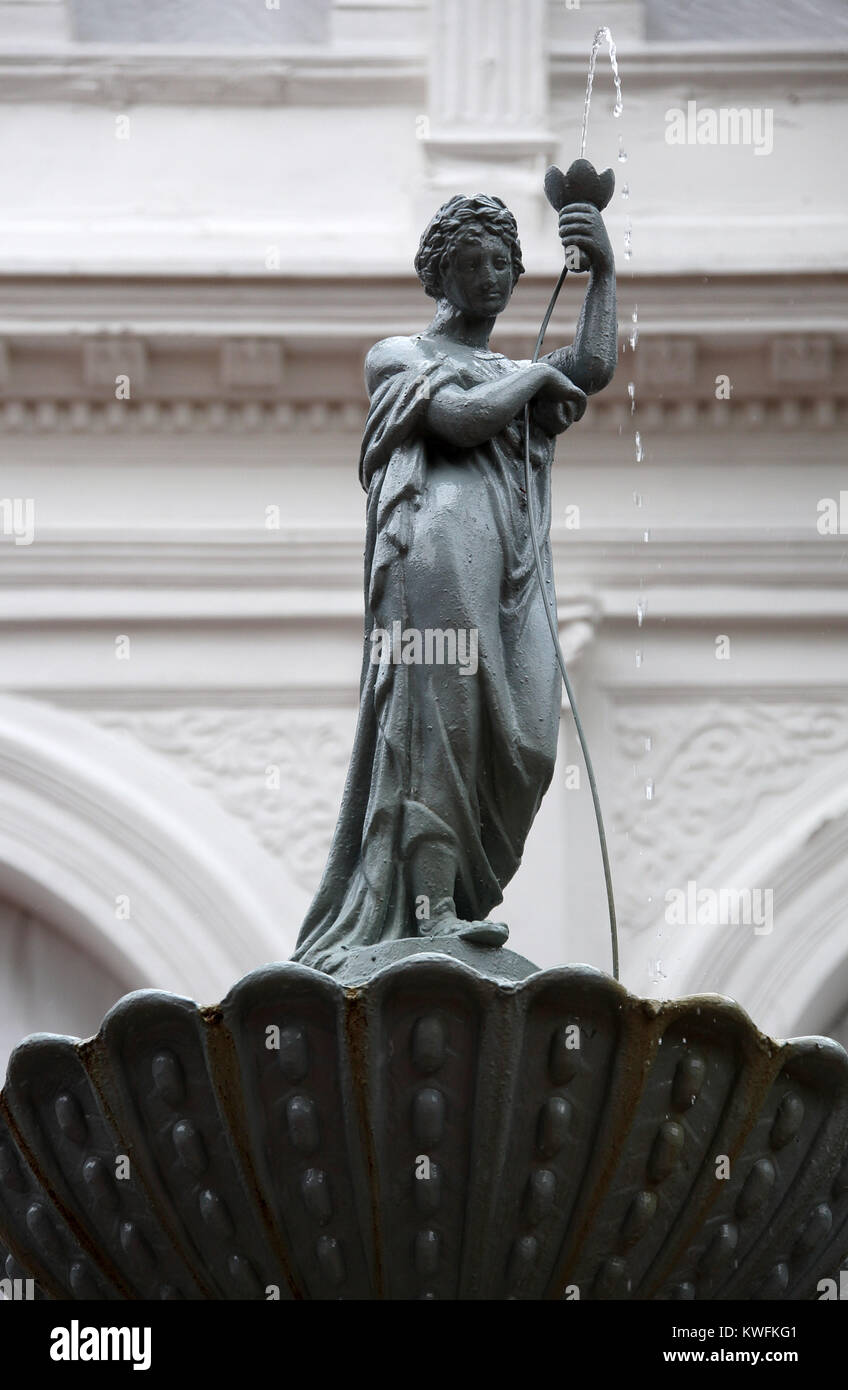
left=422, top=913, right=509, bottom=948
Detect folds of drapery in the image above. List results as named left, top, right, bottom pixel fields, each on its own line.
left=292, top=348, right=561, bottom=972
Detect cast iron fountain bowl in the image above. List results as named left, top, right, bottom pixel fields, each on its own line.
left=1, top=957, right=847, bottom=1300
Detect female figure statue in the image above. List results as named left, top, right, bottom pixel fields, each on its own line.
left=294, top=189, right=616, bottom=973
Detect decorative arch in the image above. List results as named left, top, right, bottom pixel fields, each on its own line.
left=0, top=695, right=305, bottom=1006
left=649, top=755, right=848, bottom=1042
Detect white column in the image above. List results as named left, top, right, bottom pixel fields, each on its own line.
left=429, top=0, right=548, bottom=141
left=421, top=0, right=556, bottom=235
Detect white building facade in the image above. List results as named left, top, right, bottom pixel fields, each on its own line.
left=1, top=0, right=847, bottom=1066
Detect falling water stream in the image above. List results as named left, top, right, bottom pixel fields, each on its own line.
left=578, top=26, right=623, bottom=157
left=577, top=25, right=657, bottom=985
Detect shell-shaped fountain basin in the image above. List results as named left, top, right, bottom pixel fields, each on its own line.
left=1, top=957, right=847, bottom=1300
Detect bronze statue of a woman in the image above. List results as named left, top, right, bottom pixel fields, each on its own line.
left=294, top=188, right=617, bottom=973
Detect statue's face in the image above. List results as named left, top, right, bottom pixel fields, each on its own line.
left=441, top=232, right=513, bottom=317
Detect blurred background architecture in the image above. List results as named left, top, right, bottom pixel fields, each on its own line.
left=1, top=0, right=847, bottom=1068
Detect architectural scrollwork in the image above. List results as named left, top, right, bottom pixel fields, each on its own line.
left=612, top=698, right=848, bottom=933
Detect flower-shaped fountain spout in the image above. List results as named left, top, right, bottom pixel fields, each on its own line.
left=544, top=158, right=616, bottom=215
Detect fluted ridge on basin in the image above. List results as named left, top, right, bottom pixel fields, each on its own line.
left=1, top=958, right=847, bottom=1300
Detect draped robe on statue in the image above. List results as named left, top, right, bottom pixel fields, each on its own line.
left=293, top=334, right=580, bottom=971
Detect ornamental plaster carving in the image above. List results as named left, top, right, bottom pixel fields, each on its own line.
left=611, top=697, right=848, bottom=934
left=88, top=706, right=356, bottom=896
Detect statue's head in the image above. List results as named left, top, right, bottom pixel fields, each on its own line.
left=415, top=194, right=524, bottom=318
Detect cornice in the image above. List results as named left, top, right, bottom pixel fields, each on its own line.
left=0, top=42, right=844, bottom=107
left=549, top=41, right=848, bottom=91
left=0, top=44, right=427, bottom=105
left=1, top=534, right=845, bottom=603
left=3, top=272, right=847, bottom=333
left=1, top=274, right=846, bottom=429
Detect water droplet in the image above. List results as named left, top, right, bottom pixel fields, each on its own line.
left=635, top=649, right=643, bottom=668
left=618, top=135, right=628, bottom=163
left=623, top=217, right=632, bottom=261
left=629, top=307, right=639, bottom=350
left=645, top=778, right=654, bottom=800
left=636, top=598, right=647, bottom=627
left=633, top=491, right=642, bottom=507
left=627, top=381, right=636, bottom=414
left=621, top=183, right=630, bottom=199
left=635, top=430, right=643, bottom=462
left=644, top=734, right=652, bottom=752
left=643, top=529, right=651, bottom=543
